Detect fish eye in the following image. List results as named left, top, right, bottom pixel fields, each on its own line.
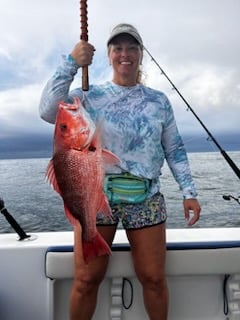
left=88, top=146, right=96, bottom=152
left=60, top=123, right=67, bottom=131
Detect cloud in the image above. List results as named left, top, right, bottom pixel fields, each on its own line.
left=0, top=0, right=239, bottom=152
left=0, top=83, right=53, bottom=138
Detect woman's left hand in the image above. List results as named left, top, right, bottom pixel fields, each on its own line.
left=183, top=199, right=201, bottom=226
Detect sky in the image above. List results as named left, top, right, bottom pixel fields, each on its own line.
left=1, top=0, right=240, bottom=155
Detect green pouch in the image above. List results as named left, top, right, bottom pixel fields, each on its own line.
left=104, top=173, right=150, bottom=205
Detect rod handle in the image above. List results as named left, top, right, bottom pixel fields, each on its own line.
left=82, top=66, right=89, bottom=91
left=80, top=0, right=89, bottom=91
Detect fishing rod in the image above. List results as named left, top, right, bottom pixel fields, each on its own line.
left=144, top=46, right=240, bottom=180
left=223, top=194, right=240, bottom=205
left=80, top=0, right=89, bottom=91
left=0, top=197, right=31, bottom=240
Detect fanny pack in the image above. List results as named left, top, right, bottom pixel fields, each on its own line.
left=104, top=173, right=151, bottom=205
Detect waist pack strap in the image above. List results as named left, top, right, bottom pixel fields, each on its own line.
left=104, top=173, right=151, bottom=205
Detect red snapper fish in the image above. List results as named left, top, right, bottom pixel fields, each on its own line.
left=46, top=97, right=119, bottom=263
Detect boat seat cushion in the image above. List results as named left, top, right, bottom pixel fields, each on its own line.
left=45, top=242, right=240, bottom=279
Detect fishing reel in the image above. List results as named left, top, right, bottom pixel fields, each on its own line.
left=223, top=194, right=240, bottom=205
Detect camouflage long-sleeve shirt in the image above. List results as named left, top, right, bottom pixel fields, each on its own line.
left=39, top=54, right=197, bottom=199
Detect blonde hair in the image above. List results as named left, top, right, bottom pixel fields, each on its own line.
left=137, top=66, right=144, bottom=84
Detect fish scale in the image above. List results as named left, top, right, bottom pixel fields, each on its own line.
left=46, top=97, right=119, bottom=263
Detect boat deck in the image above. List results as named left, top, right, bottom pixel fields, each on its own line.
left=1, top=228, right=240, bottom=319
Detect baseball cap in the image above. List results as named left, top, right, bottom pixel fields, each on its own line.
left=107, top=23, right=143, bottom=47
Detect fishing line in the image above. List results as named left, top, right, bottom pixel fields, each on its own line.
left=144, top=46, right=240, bottom=180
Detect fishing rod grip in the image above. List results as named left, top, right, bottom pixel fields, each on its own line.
left=80, top=0, right=89, bottom=91
left=82, top=66, right=89, bottom=91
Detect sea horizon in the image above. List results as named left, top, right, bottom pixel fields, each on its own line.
left=0, top=151, right=239, bottom=233
left=1, top=131, right=239, bottom=160
left=0, top=145, right=239, bottom=161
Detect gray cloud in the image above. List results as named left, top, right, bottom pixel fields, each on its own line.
left=0, top=0, right=239, bottom=151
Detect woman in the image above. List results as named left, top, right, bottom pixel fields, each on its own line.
left=39, top=23, right=201, bottom=320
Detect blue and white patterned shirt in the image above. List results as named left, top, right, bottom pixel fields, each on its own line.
left=39, top=55, right=197, bottom=199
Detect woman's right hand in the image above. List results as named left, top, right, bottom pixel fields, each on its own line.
left=70, top=41, right=96, bottom=67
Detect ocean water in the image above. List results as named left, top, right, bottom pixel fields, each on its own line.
left=0, top=151, right=239, bottom=234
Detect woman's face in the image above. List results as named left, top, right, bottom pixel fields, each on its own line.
left=108, top=34, right=143, bottom=86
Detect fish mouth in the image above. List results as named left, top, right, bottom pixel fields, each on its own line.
left=63, top=104, right=78, bottom=111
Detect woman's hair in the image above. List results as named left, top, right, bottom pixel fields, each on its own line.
left=137, top=65, right=144, bottom=84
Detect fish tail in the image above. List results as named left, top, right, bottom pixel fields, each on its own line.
left=82, top=233, right=111, bottom=264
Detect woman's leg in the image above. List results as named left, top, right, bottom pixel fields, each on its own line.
left=127, top=223, right=168, bottom=320
left=70, top=224, right=117, bottom=320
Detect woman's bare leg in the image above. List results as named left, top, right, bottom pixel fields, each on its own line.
left=70, top=224, right=117, bottom=320
left=127, top=223, right=168, bottom=320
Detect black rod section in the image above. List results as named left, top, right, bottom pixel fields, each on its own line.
left=144, top=46, right=240, bottom=180
left=0, top=198, right=30, bottom=240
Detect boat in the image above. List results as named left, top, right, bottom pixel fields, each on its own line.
left=1, top=227, right=240, bottom=320
left=1, top=25, right=239, bottom=320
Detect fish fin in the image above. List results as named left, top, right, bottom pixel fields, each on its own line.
left=89, top=122, right=103, bottom=148
left=102, top=149, right=120, bottom=166
left=64, top=204, right=78, bottom=225
left=46, top=159, right=62, bottom=196
left=98, top=193, right=112, bottom=217
left=82, top=233, right=111, bottom=264
left=88, top=120, right=120, bottom=166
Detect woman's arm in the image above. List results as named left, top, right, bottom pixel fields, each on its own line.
left=39, top=41, right=95, bottom=123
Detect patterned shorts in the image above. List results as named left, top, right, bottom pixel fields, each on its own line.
left=96, top=192, right=167, bottom=230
